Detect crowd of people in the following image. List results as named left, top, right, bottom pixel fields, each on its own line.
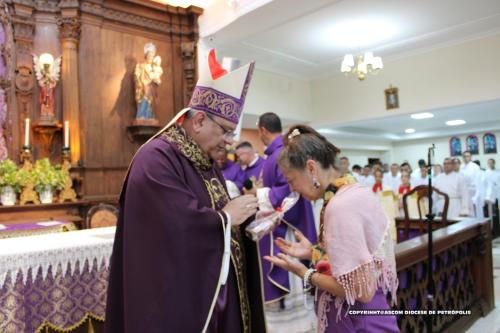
left=106, top=51, right=497, bottom=333
left=338, top=153, right=500, bottom=219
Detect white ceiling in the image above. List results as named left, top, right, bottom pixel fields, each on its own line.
left=205, top=0, right=500, bottom=79
left=317, top=98, right=500, bottom=143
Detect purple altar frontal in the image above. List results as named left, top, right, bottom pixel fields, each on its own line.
left=0, top=220, right=77, bottom=239
left=0, top=227, right=115, bottom=333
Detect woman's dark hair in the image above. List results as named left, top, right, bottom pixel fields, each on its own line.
left=278, top=125, right=340, bottom=170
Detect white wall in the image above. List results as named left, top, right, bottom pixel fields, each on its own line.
left=336, top=130, right=500, bottom=170
left=197, top=40, right=312, bottom=124
left=391, top=130, right=500, bottom=169
left=340, top=149, right=385, bottom=168
left=310, top=33, right=500, bottom=126
left=244, top=69, right=312, bottom=122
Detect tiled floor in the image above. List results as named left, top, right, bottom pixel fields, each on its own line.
left=466, top=236, right=500, bottom=333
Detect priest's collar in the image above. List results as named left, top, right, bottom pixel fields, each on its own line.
left=162, top=124, right=213, bottom=171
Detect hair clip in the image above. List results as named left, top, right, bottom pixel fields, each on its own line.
left=288, top=128, right=301, bottom=140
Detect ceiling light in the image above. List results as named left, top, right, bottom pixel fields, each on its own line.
left=330, top=20, right=397, bottom=48
left=404, top=128, right=415, bottom=134
left=445, top=119, right=466, bottom=126
left=410, top=112, right=434, bottom=120
left=340, top=52, right=383, bottom=81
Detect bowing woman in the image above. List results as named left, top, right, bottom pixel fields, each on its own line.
left=264, top=125, right=400, bottom=333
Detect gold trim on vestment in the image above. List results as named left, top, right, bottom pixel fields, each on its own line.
left=34, top=312, right=104, bottom=333
left=164, top=124, right=251, bottom=333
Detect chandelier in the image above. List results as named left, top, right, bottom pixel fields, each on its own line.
left=340, top=52, right=383, bottom=80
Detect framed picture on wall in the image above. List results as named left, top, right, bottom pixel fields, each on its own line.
left=483, top=133, right=497, bottom=154
left=449, top=136, right=462, bottom=156
left=384, top=86, right=399, bottom=110
left=466, top=135, right=479, bottom=154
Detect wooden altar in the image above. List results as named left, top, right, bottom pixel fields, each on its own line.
left=0, top=0, right=202, bottom=202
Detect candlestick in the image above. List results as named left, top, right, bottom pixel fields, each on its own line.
left=24, top=118, right=30, bottom=147
left=64, top=121, right=69, bottom=148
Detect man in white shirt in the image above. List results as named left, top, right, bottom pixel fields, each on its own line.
left=434, top=158, right=471, bottom=219
left=352, top=164, right=362, bottom=182
left=383, top=163, right=401, bottom=195
left=339, top=156, right=351, bottom=176
left=358, top=164, right=375, bottom=187
left=411, top=164, right=428, bottom=188
left=460, top=151, right=483, bottom=217
left=411, top=159, right=426, bottom=179
left=485, top=158, right=500, bottom=204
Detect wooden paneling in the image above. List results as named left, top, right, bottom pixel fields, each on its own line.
left=393, top=218, right=494, bottom=332
left=3, top=0, right=201, bottom=198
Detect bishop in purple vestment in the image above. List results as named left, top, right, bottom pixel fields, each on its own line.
left=105, top=50, right=266, bottom=333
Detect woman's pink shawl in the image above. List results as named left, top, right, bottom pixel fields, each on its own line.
left=319, top=183, right=398, bottom=328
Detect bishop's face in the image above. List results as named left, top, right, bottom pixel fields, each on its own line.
left=201, top=114, right=236, bottom=162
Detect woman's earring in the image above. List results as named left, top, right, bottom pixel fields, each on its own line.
left=313, top=178, right=320, bottom=189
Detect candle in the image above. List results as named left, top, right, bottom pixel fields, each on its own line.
left=24, top=118, right=30, bottom=147
left=64, top=121, right=69, bottom=148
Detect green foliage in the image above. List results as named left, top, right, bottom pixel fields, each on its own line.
left=0, top=159, right=23, bottom=193
left=31, top=158, right=67, bottom=193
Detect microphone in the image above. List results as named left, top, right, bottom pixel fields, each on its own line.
left=243, top=179, right=253, bottom=190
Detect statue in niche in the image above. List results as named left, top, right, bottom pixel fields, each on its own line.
left=133, top=43, right=162, bottom=124
left=33, top=53, right=62, bottom=120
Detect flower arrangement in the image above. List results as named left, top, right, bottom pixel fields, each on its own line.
left=0, top=159, right=23, bottom=194
left=31, top=158, right=67, bottom=193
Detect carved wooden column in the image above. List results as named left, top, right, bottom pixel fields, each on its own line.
left=0, top=2, right=14, bottom=160
left=10, top=2, right=35, bottom=162
left=57, top=15, right=81, bottom=164
left=181, top=41, right=196, bottom=106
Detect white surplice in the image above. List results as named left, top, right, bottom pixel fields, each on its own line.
left=383, top=173, right=401, bottom=195
left=434, top=172, right=471, bottom=219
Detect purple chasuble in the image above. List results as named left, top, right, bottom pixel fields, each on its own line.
left=258, top=135, right=317, bottom=302
left=221, top=159, right=243, bottom=188
left=236, top=156, right=265, bottom=191
left=105, top=125, right=266, bottom=333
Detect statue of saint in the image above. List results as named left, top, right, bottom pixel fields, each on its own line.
left=134, top=43, right=163, bottom=121
left=33, top=53, right=62, bottom=120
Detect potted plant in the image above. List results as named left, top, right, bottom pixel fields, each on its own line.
left=0, top=159, right=22, bottom=206
left=31, top=158, right=66, bottom=204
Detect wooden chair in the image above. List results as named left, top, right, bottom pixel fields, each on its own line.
left=86, top=203, right=118, bottom=229
left=401, top=185, right=449, bottom=240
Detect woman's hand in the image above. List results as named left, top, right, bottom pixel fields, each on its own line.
left=264, top=253, right=308, bottom=278
left=275, top=230, right=313, bottom=261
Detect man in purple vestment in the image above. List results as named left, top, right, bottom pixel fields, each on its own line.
left=249, top=112, right=317, bottom=331
left=216, top=151, right=243, bottom=198
left=217, top=152, right=241, bottom=183
left=235, top=141, right=265, bottom=192
left=105, top=50, right=267, bottom=333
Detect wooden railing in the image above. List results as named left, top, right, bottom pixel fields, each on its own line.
left=392, top=218, right=494, bottom=332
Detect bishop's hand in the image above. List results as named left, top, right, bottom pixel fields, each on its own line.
left=275, top=230, right=313, bottom=261
left=223, top=195, right=258, bottom=226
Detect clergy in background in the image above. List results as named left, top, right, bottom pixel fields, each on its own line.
left=105, top=50, right=267, bottom=333
left=434, top=158, right=471, bottom=219
left=235, top=141, right=265, bottom=192
left=383, top=163, right=401, bottom=195
left=485, top=158, right=500, bottom=205
left=358, top=164, right=375, bottom=187
left=251, top=112, right=317, bottom=332
left=460, top=151, right=483, bottom=217
left=216, top=149, right=242, bottom=199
